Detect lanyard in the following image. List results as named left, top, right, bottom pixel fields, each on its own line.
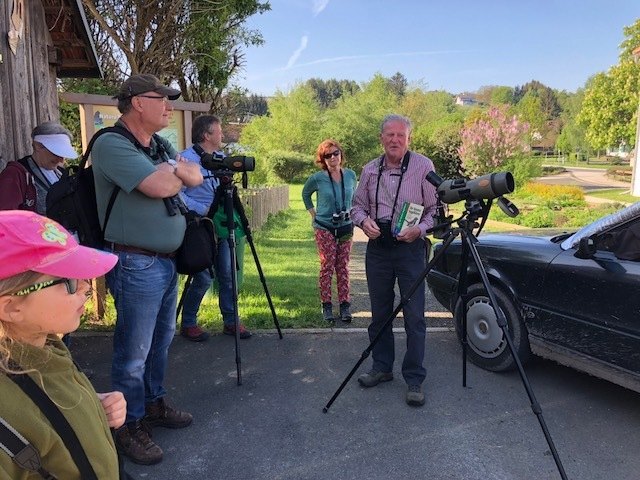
left=374, top=151, right=410, bottom=221
left=328, top=169, right=346, bottom=213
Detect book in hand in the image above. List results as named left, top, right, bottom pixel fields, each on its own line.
left=394, top=202, right=424, bottom=235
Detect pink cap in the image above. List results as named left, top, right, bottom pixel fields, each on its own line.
left=0, top=211, right=118, bottom=280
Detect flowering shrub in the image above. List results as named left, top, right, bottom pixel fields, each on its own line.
left=459, top=106, right=530, bottom=177
left=520, top=182, right=584, bottom=208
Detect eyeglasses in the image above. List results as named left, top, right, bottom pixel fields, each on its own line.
left=322, top=150, right=341, bottom=160
left=137, top=95, right=170, bottom=104
left=13, top=278, right=85, bottom=296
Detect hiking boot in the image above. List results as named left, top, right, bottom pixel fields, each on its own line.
left=223, top=323, right=252, bottom=339
left=180, top=325, right=210, bottom=342
left=322, top=302, right=334, bottom=323
left=406, top=384, right=425, bottom=407
left=357, top=369, right=393, bottom=388
left=144, top=398, right=193, bottom=429
left=115, top=421, right=163, bottom=465
left=339, top=301, right=352, bottom=323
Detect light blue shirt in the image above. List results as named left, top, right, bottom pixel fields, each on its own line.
left=180, top=146, right=221, bottom=216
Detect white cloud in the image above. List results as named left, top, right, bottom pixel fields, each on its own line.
left=312, top=0, right=329, bottom=16
left=285, top=35, right=309, bottom=69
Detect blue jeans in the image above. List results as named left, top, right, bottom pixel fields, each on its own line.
left=106, top=252, right=178, bottom=423
left=181, top=238, right=238, bottom=328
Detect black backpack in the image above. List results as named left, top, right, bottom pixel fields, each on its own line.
left=46, top=126, right=156, bottom=248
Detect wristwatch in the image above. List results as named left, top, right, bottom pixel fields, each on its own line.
left=167, top=159, right=178, bottom=174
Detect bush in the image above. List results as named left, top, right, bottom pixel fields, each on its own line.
left=520, top=182, right=584, bottom=208
left=263, top=150, right=315, bottom=183
left=521, top=207, right=555, bottom=228
left=502, top=156, right=542, bottom=188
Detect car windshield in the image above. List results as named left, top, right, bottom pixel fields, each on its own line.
left=560, top=202, right=640, bottom=250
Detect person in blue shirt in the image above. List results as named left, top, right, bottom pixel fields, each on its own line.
left=179, top=115, right=252, bottom=340
left=302, top=139, right=357, bottom=323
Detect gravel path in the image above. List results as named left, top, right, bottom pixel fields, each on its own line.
left=332, top=227, right=453, bottom=330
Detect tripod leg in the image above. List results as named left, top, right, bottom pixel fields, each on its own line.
left=232, top=190, right=283, bottom=338
left=323, top=232, right=459, bottom=413
left=461, top=231, right=568, bottom=480
left=220, top=186, right=242, bottom=385
left=176, top=275, right=193, bottom=320
left=244, top=232, right=282, bottom=338
left=457, top=237, right=470, bottom=387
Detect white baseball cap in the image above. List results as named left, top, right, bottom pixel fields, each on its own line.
left=33, top=134, right=79, bottom=159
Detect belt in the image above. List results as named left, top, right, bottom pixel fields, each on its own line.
left=108, top=242, right=176, bottom=258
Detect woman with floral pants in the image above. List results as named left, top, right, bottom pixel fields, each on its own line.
left=302, top=139, right=357, bottom=322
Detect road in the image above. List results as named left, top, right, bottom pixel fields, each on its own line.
left=72, top=331, right=640, bottom=480
left=536, top=166, right=630, bottom=191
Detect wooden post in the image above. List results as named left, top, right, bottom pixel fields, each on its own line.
left=92, top=277, right=107, bottom=321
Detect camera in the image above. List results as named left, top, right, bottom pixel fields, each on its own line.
left=200, top=151, right=256, bottom=173
left=332, top=211, right=350, bottom=224
left=426, top=171, right=514, bottom=204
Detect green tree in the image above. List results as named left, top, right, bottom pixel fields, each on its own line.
left=578, top=19, right=640, bottom=151
left=555, top=90, right=590, bottom=157
left=80, top=0, right=270, bottom=112
left=387, top=72, right=408, bottom=98
left=240, top=84, right=323, bottom=158
left=398, top=89, right=465, bottom=176
left=578, top=61, right=640, bottom=150
left=304, top=78, right=360, bottom=108
left=319, top=74, right=400, bottom=171
left=515, top=90, right=546, bottom=139
left=514, top=80, right=561, bottom=120
left=490, top=86, right=515, bottom=105
left=619, top=19, right=640, bottom=63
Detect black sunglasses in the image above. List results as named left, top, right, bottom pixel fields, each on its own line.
left=322, top=150, right=341, bottom=160
left=13, top=278, right=82, bottom=296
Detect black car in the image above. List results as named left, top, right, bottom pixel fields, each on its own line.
left=427, top=202, right=640, bottom=393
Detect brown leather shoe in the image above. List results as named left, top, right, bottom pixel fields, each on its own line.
left=144, top=398, right=193, bottom=429
left=115, top=421, right=163, bottom=465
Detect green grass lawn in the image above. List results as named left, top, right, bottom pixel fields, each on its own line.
left=586, top=188, right=638, bottom=204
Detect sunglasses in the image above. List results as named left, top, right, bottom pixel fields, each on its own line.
left=322, top=150, right=341, bottom=160
left=13, top=278, right=86, bottom=296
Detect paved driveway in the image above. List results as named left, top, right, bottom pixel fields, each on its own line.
left=72, top=331, right=640, bottom=480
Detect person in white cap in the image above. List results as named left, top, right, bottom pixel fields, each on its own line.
left=0, top=121, right=79, bottom=214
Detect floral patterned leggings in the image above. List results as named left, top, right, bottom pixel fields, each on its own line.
left=315, top=228, right=352, bottom=304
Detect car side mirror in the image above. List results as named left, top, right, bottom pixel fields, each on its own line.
left=574, top=236, right=596, bottom=259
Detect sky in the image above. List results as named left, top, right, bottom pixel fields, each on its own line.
left=238, top=0, right=640, bottom=96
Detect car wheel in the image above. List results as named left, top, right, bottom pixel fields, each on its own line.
left=454, top=283, right=530, bottom=372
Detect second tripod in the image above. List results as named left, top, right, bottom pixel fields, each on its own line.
left=178, top=170, right=282, bottom=385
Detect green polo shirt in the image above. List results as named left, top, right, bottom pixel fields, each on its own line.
left=91, top=126, right=186, bottom=253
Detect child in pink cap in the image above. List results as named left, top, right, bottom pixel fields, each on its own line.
left=0, top=210, right=126, bottom=479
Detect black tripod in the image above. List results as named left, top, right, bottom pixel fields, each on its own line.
left=177, top=171, right=282, bottom=385
left=323, top=199, right=568, bottom=480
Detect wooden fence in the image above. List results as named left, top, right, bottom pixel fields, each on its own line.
left=239, top=185, right=289, bottom=230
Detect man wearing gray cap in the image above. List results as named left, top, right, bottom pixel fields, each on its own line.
left=0, top=121, right=78, bottom=213
left=91, top=74, right=203, bottom=465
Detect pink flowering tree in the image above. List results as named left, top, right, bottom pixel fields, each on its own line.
left=459, top=106, right=530, bottom=177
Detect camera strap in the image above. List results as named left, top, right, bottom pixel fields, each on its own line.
left=328, top=169, right=346, bottom=213
left=374, top=151, right=410, bottom=222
